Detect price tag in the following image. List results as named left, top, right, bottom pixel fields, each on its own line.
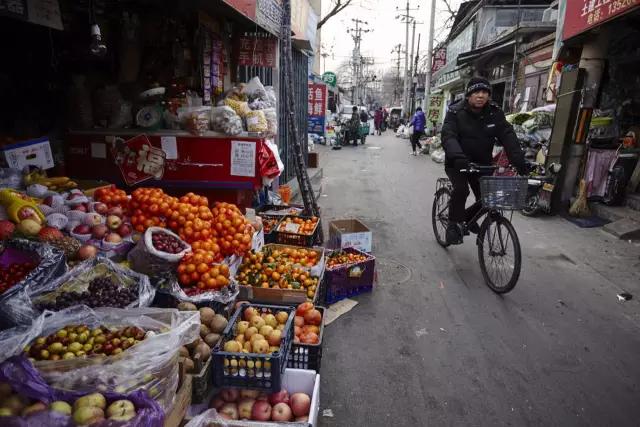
left=284, top=222, right=301, bottom=233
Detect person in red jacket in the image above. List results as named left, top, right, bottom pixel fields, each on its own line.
left=374, top=108, right=384, bottom=135
left=441, top=77, right=526, bottom=245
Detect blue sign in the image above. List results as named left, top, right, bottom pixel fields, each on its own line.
left=308, top=116, right=325, bottom=136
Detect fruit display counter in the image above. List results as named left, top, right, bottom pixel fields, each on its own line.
left=0, top=174, right=332, bottom=425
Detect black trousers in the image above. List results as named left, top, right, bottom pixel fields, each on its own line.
left=445, top=169, right=484, bottom=223
left=411, top=131, right=424, bottom=152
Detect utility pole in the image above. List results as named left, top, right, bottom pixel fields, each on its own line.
left=347, top=18, right=371, bottom=104
left=396, top=1, right=419, bottom=117
left=391, top=44, right=402, bottom=105
left=410, top=33, right=421, bottom=115
left=425, top=0, right=436, bottom=107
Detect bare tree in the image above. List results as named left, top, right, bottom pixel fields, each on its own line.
left=440, top=0, right=459, bottom=30
left=317, top=0, right=354, bottom=30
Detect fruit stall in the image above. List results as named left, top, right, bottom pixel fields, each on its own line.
left=0, top=167, right=377, bottom=426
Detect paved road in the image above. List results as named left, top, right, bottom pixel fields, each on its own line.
left=316, top=133, right=640, bottom=427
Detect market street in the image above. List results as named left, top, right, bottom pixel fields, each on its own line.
left=316, top=132, right=640, bottom=427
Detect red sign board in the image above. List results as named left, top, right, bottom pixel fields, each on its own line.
left=223, top=0, right=256, bottom=19
left=112, top=135, right=166, bottom=186
left=563, top=0, right=640, bottom=41
left=308, top=83, right=327, bottom=117
left=236, top=36, right=277, bottom=68
left=431, top=48, right=447, bottom=74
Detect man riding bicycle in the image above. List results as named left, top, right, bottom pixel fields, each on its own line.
left=441, top=77, right=527, bottom=245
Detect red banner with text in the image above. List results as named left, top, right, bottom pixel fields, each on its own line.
left=563, top=0, right=640, bottom=41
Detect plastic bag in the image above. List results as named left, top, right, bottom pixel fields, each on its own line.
left=430, top=147, right=445, bottom=163
left=264, top=86, right=277, bottom=108
left=224, top=98, right=251, bottom=118
left=0, top=355, right=164, bottom=427
left=245, top=110, right=268, bottom=133
left=263, top=108, right=278, bottom=137
left=128, top=227, right=191, bottom=277
left=0, top=306, right=199, bottom=411
left=211, top=106, right=244, bottom=135
left=242, top=76, right=267, bottom=101
left=0, top=239, right=67, bottom=329
left=25, top=257, right=155, bottom=316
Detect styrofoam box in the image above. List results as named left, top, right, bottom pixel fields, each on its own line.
left=185, top=369, right=320, bottom=426
left=1, top=137, right=55, bottom=170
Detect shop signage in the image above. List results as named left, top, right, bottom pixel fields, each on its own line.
left=431, top=48, right=447, bottom=74
left=426, top=94, right=444, bottom=124
left=563, top=0, right=640, bottom=40
left=0, top=0, right=27, bottom=20
left=223, top=0, right=256, bottom=19
left=322, top=71, right=337, bottom=87
left=0, top=0, right=63, bottom=30
left=236, top=36, right=278, bottom=68
left=112, top=135, right=165, bottom=186
left=308, top=83, right=327, bottom=135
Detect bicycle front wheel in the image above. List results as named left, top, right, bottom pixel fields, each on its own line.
left=432, top=187, right=451, bottom=248
left=477, top=214, right=521, bottom=293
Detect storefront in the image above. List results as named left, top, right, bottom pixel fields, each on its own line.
left=550, top=1, right=640, bottom=210
left=0, top=0, right=288, bottom=209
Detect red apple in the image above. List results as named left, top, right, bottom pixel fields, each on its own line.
left=92, top=224, right=109, bottom=239
left=295, top=316, right=305, bottom=328
left=268, top=389, right=289, bottom=405
left=43, top=195, right=55, bottom=206
left=0, top=220, right=15, bottom=240
left=73, top=224, right=91, bottom=235
left=304, top=309, right=322, bottom=326
left=296, top=302, right=314, bottom=316
left=219, top=403, right=239, bottom=420
left=107, top=206, right=124, bottom=218
left=73, top=204, right=87, bottom=212
left=237, top=398, right=255, bottom=419
left=250, top=400, right=271, bottom=421
left=106, top=215, right=122, bottom=230
left=272, top=402, right=293, bottom=422
left=105, top=233, right=122, bottom=244
left=256, top=392, right=269, bottom=402
left=221, top=389, right=240, bottom=403
left=210, top=396, right=225, bottom=410
left=290, top=393, right=311, bottom=417
left=68, top=192, right=84, bottom=200
left=267, top=330, right=282, bottom=347
left=93, top=202, right=108, bottom=215
left=116, top=223, right=132, bottom=237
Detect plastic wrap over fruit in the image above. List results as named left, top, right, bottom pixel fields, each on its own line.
left=0, top=306, right=200, bottom=411
left=127, top=227, right=191, bottom=278
left=211, top=106, right=244, bottom=135
left=185, top=408, right=308, bottom=427
left=0, top=239, right=67, bottom=329
left=0, top=356, right=164, bottom=427
left=245, top=110, right=268, bottom=133
left=4, top=257, right=155, bottom=325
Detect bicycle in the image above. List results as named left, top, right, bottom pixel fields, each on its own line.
left=431, top=164, right=528, bottom=294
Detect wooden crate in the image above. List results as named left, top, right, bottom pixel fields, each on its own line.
left=164, top=368, right=192, bottom=427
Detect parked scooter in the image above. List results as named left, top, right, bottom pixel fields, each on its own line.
left=522, top=162, right=562, bottom=216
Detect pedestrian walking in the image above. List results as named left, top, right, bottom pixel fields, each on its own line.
left=409, top=107, right=426, bottom=155
left=441, top=77, right=527, bottom=245
left=374, top=108, right=384, bottom=135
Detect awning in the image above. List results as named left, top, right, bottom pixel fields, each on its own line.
left=457, top=39, right=516, bottom=67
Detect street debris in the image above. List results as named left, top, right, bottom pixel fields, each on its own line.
left=322, top=409, right=335, bottom=417
left=415, top=328, right=428, bottom=337
left=617, top=292, right=633, bottom=301
left=324, top=299, right=358, bottom=325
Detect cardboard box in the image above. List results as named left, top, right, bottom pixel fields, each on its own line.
left=185, top=369, right=320, bottom=426
left=329, top=219, right=372, bottom=253
left=164, top=372, right=192, bottom=427
left=1, top=137, right=55, bottom=170
left=307, top=152, right=319, bottom=168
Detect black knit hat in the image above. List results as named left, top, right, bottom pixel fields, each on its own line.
left=466, top=77, right=492, bottom=96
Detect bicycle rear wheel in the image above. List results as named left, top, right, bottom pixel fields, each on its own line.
left=477, top=213, right=521, bottom=293
left=432, top=187, right=451, bottom=247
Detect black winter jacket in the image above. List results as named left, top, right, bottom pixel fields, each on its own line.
left=441, top=100, right=525, bottom=171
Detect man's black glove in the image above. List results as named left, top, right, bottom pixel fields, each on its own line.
left=453, top=156, right=470, bottom=171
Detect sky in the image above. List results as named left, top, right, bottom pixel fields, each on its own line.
left=319, top=0, right=463, bottom=76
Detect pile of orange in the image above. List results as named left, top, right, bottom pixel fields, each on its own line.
left=177, top=249, right=231, bottom=291
left=277, top=216, right=319, bottom=236
left=94, top=186, right=129, bottom=211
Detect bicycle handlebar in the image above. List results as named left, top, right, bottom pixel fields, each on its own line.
left=460, top=163, right=498, bottom=173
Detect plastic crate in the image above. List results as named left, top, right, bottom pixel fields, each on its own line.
left=275, top=216, right=321, bottom=247
left=151, top=292, right=235, bottom=318
left=287, top=306, right=325, bottom=371
left=212, top=303, right=295, bottom=391
left=256, top=204, right=308, bottom=216
left=260, top=215, right=284, bottom=244
left=324, top=248, right=375, bottom=305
